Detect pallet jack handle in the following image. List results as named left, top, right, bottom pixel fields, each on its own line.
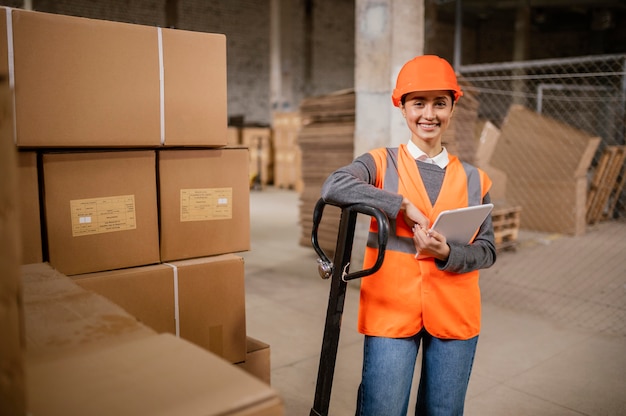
left=309, top=198, right=390, bottom=416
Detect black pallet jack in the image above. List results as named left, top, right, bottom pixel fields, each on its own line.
left=309, top=198, right=390, bottom=416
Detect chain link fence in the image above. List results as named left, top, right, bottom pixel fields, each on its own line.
left=457, top=54, right=626, bottom=337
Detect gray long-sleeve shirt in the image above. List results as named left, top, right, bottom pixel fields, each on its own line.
left=320, top=152, right=497, bottom=274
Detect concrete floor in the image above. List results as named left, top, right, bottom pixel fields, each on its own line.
left=241, top=186, right=626, bottom=416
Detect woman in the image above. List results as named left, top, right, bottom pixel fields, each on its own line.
left=320, top=55, right=496, bottom=415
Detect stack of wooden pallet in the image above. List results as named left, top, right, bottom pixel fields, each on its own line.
left=586, top=145, right=626, bottom=224
left=297, top=89, right=355, bottom=256
left=491, top=205, right=523, bottom=252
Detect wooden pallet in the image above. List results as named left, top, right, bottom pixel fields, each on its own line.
left=586, top=145, right=626, bottom=224
left=492, top=205, right=522, bottom=251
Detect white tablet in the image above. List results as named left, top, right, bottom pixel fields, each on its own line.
left=430, top=203, right=494, bottom=244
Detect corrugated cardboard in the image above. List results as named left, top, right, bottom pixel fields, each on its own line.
left=21, top=263, right=154, bottom=354
left=491, top=105, right=601, bottom=235
left=170, top=255, right=247, bottom=363
left=0, top=79, right=26, bottom=416
left=17, top=151, right=42, bottom=264
left=42, top=151, right=160, bottom=275
left=27, top=334, right=284, bottom=416
left=158, top=148, right=251, bottom=261
left=73, top=254, right=248, bottom=364
left=161, top=27, right=227, bottom=146
left=7, top=8, right=227, bottom=147
left=11, top=9, right=160, bottom=147
left=236, top=336, right=272, bottom=386
left=21, top=263, right=283, bottom=415
left=72, top=264, right=176, bottom=334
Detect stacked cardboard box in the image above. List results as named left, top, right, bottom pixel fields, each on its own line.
left=4, top=7, right=279, bottom=414
left=0, top=80, right=26, bottom=416
left=5, top=8, right=227, bottom=147
left=21, top=263, right=282, bottom=416
left=272, top=111, right=303, bottom=190
left=241, top=127, right=274, bottom=188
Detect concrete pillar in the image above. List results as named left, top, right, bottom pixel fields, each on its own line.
left=353, top=0, right=425, bottom=266
left=355, top=0, right=424, bottom=157
left=270, top=0, right=295, bottom=113
left=512, top=0, right=530, bottom=105
left=270, top=0, right=282, bottom=113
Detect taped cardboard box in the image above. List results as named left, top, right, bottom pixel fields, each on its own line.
left=21, top=263, right=284, bottom=415
left=42, top=150, right=160, bottom=276
left=72, top=264, right=176, bottom=334
left=73, top=254, right=247, bottom=364
left=21, top=263, right=155, bottom=354
left=17, top=151, right=42, bottom=264
left=158, top=148, right=251, bottom=262
left=161, top=26, right=227, bottom=146
left=27, top=334, right=284, bottom=416
left=4, top=7, right=227, bottom=147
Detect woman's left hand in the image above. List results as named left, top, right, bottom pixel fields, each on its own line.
left=412, top=226, right=450, bottom=261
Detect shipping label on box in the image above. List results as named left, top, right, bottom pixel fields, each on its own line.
left=70, top=195, right=137, bottom=236
left=180, top=188, right=232, bottom=222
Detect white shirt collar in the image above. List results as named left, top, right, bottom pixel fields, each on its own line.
left=407, top=140, right=449, bottom=169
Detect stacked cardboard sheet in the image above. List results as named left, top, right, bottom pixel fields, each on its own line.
left=491, top=105, right=600, bottom=236
left=443, top=87, right=480, bottom=164
left=297, top=90, right=356, bottom=257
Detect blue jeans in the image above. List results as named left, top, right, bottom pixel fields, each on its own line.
left=355, top=329, right=478, bottom=416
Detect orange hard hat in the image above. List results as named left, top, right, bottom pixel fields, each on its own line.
left=391, top=55, right=463, bottom=107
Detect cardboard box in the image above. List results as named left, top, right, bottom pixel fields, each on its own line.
left=161, top=27, right=227, bottom=146
left=169, top=255, right=247, bottom=363
left=21, top=263, right=155, bottom=354
left=6, top=8, right=226, bottom=147
left=21, top=263, right=283, bottom=415
left=72, top=264, right=176, bottom=334
left=42, top=150, right=160, bottom=275
left=242, top=127, right=273, bottom=187
left=73, top=254, right=248, bottom=363
left=27, top=334, right=284, bottom=416
left=158, top=148, right=251, bottom=261
left=236, top=337, right=272, bottom=386
left=0, top=80, right=26, bottom=416
left=17, top=151, right=43, bottom=264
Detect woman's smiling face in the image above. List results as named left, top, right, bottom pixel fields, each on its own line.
left=401, top=90, right=454, bottom=149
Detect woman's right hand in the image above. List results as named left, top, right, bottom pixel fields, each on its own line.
left=401, top=197, right=429, bottom=230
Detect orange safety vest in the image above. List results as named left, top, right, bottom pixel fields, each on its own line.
left=359, top=144, right=492, bottom=340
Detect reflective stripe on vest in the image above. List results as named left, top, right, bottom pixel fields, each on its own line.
left=367, top=147, right=484, bottom=255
